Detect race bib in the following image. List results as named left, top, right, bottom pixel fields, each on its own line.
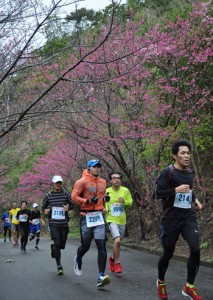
left=173, top=190, right=192, bottom=209
left=19, top=215, right=28, bottom=222
left=111, top=203, right=124, bottom=216
left=86, top=211, right=104, bottom=228
left=51, top=207, right=65, bottom=220
left=32, top=218, right=40, bottom=225
left=5, top=218, right=11, bottom=223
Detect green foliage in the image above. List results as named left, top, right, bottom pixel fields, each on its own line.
left=200, top=242, right=209, bottom=249
left=68, top=211, right=80, bottom=238
left=2, top=141, right=48, bottom=192
left=38, top=37, right=68, bottom=57
left=66, top=7, right=102, bottom=28
left=163, top=1, right=192, bottom=22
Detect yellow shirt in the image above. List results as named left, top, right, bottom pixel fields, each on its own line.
left=10, top=208, right=21, bottom=225
left=105, top=186, right=133, bottom=225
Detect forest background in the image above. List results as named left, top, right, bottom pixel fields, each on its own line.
left=0, top=0, right=212, bottom=262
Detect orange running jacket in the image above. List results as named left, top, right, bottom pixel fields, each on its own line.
left=71, top=169, right=107, bottom=216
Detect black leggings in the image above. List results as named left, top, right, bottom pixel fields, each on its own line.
left=4, top=226, right=11, bottom=239
left=158, top=219, right=200, bottom=284
left=31, top=231, right=41, bottom=245
left=77, top=239, right=107, bottom=274
left=19, top=226, right=29, bottom=250
left=77, top=216, right=107, bottom=274
left=50, top=226, right=69, bottom=266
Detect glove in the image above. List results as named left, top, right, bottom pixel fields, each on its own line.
left=103, top=193, right=110, bottom=202
left=87, top=195, right=98, bottom=204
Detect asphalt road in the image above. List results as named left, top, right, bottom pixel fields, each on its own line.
left=0, top=238, right=212, bottom=300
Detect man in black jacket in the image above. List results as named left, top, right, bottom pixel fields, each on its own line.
left=156, top=139, right=203, bottom=300
left=17, top=201, right=31, bottom=253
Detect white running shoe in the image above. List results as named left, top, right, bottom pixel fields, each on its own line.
left=97, top=275, right=110, bottom=288
left=74, top=255, right=82, bottom=276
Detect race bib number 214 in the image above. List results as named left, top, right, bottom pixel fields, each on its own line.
left=173, top=191, right=192, bottom=209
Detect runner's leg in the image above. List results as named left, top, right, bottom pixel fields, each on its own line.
left=158, top=227, right=180, bottom=281
left=182, top=219, right=200, bottom=284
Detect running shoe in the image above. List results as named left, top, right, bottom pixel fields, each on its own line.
left=97, top=275, right=110, bottom=288
left=4, top=239, right=6, bottom=242
left=108, top=256, right=115, bottom=272
left=57, top=266, right=63, bottom=276
left=157, top=279, right=168, bottom=300
left=182, top=284, right=203, bottom=300
left=35, top=245, right=39, bottom=250
left=50, top=242, right=55, bottom=258
left=74, top=255, right=82, bottom=276
left=115, top=263, right=123, bottom=273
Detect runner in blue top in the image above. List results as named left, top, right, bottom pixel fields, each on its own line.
left=29, top=203, right=45, bottom=249
left=1, top=207, right=11, bottom=242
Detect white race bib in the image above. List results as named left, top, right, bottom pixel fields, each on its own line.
left=19, top=215, right=28, bottom=222
left=32, top=218, right=40, bottom=225
left=111, top=203, right=124, bottom=216
left=86, top=211, right=104, bottom=228
left=5, top=218, right=11, bottom=223
left=173, top=190, right=192, bottom=209
left=51, top=207, right=65, bottom=220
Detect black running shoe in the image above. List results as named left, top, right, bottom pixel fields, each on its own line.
left=57, top=266, right=63, bottom=275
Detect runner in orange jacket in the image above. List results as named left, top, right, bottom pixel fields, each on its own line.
left=72, top=159, right=111, bottom=288
left=72, top=168, right=107, bottom=215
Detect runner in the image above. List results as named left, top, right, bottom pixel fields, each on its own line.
left=9, top=203, right=21, bottom=247
left=156, top=139, right=203, bottom=300
left=105, top=171, right=133, bottom=273
left=1, top=207, right=12, bottom=242
left=16, top=201, right=31, bottom=253
left=29, top=203, right=45, bottom=249
left=71, top=159, right=110, bottom=288
left=42, top=175, right=73, bottom=275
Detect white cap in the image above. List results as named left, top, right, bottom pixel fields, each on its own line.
left=52, top=175, right=63, bottom=183
left=32, top=203, right=38, bottom=208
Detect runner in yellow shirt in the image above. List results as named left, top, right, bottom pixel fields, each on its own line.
left=105, top=172, right=133, bottom=273
left=9, top=203, right=21, bottom=246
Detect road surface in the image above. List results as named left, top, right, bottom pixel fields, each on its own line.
left=0, top=238, right=212, bottom=300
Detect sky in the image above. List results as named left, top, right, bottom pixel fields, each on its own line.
left=77, top=0, right=126, bottom=10
left=43, top=1, right=127, bottom=14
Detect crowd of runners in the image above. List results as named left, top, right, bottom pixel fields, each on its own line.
left=1, top=139, right=204, bottom=300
